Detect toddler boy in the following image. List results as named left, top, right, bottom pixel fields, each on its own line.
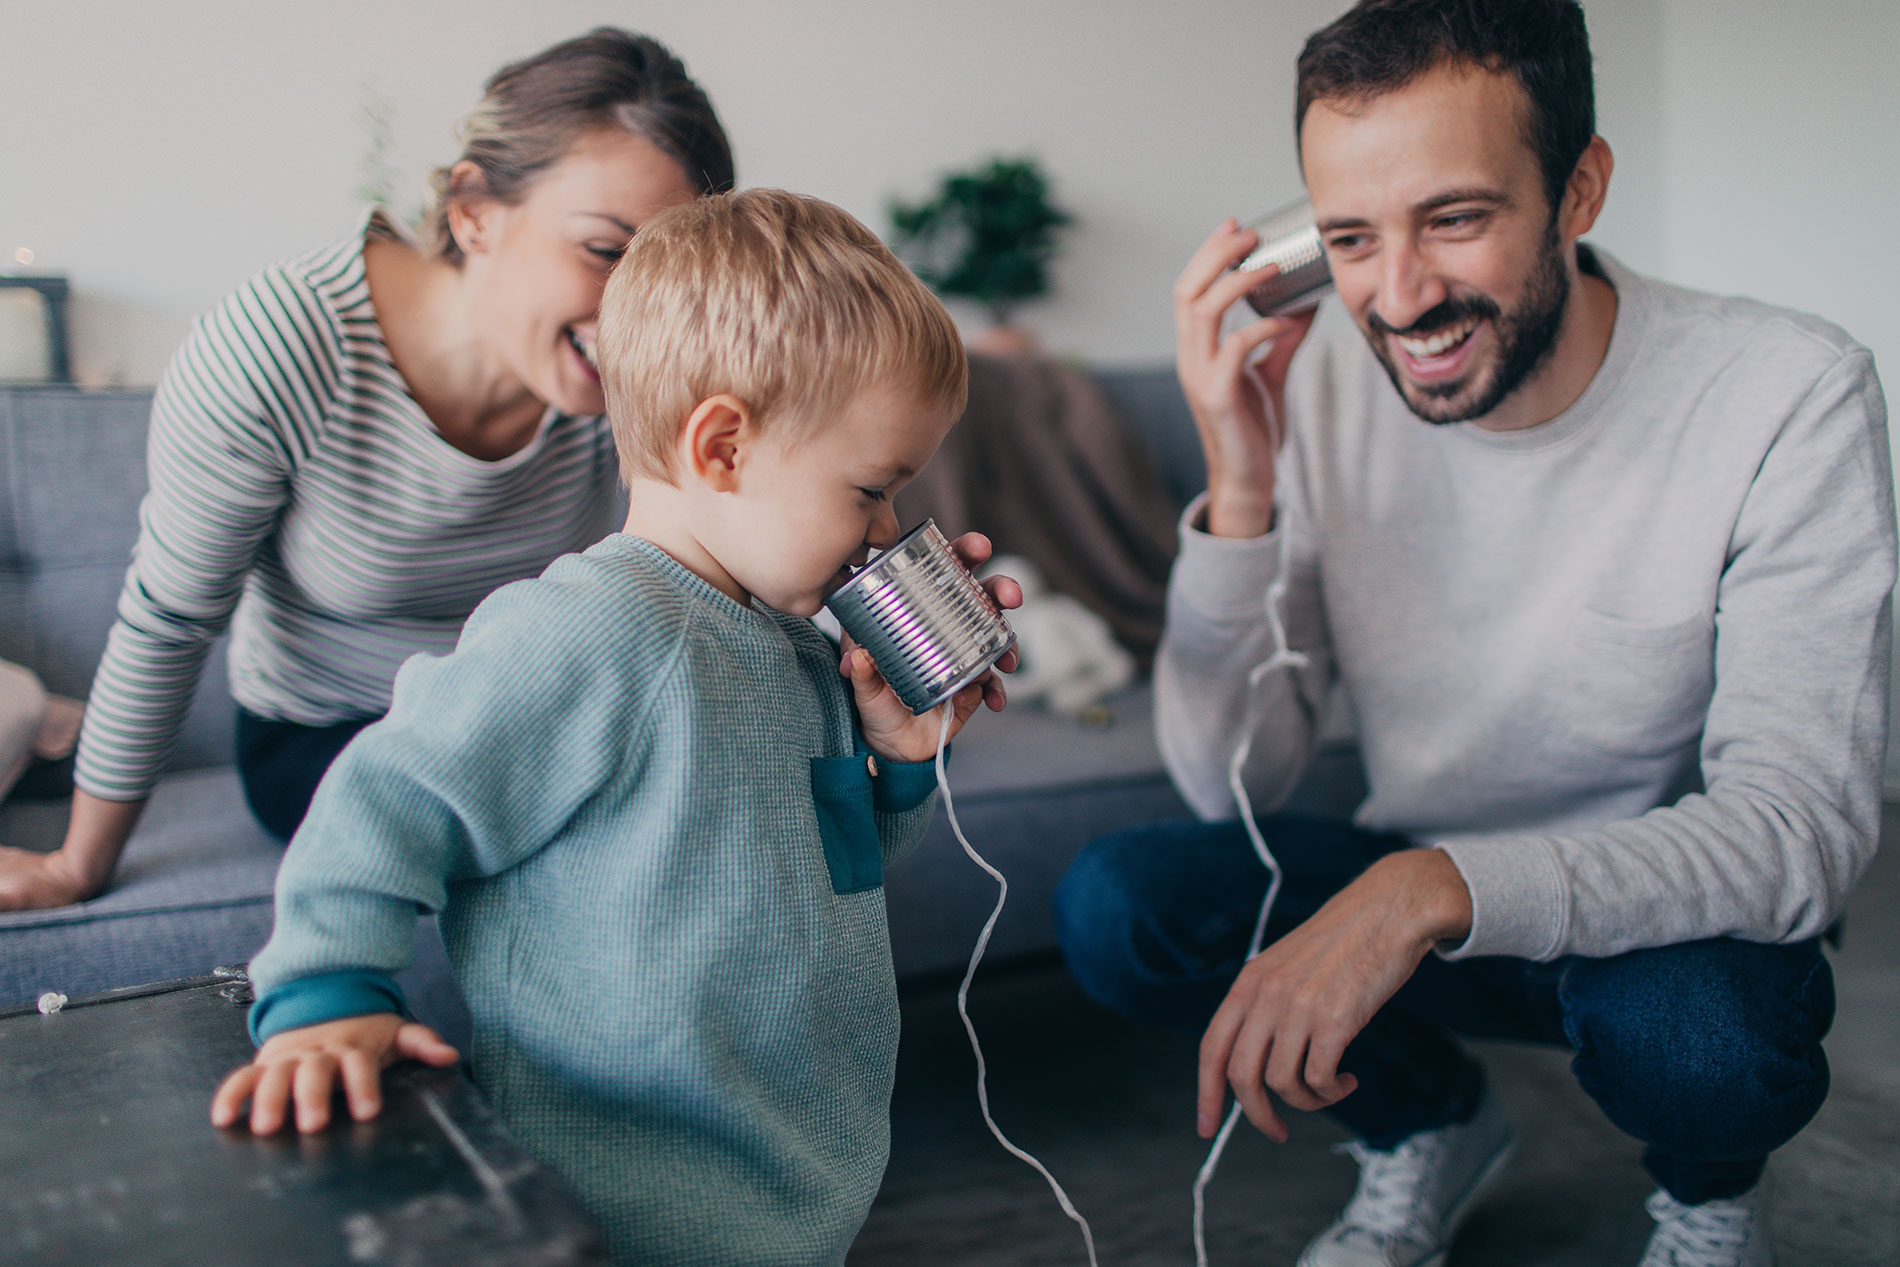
left=211, top=189, right=1015, bottom=1266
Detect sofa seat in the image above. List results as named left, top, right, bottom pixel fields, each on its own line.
left=0, top=765, right=473, bottom=1042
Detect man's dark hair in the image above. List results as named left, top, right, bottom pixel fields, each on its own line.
left=1296, top=0, right=1595, bottom=218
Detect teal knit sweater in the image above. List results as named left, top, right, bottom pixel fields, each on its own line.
left=247, top=534, right=940, bottom=1266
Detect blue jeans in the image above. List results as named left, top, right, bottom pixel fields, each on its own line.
left=235, top=708, right=381, bottom=842
left=1052, top=814, right=1835, bottom=1205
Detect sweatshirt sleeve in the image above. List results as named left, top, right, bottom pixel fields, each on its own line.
left=1440, top=348, right=1895, bottom=960
left=248, top=564, right=681, bottom=1001
left=75, top=264, right=336, bottom=800
left=873, top=757, right=940, bottom=869
left=1153, top=460, right=1337, bottom=823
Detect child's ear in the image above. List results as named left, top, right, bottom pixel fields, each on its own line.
left=681, top=394, right=751, bottom=493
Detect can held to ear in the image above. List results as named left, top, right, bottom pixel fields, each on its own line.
left=1234, top=197, right=1333, bottom=317
left=825, top=520, right=1016, bottom=715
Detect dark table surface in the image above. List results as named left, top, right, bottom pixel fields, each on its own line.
left=0, top=973, right=611, bottom=1266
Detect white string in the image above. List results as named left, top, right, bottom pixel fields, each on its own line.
left=936, top=701, right=1101, bottom=1267
left=1190, top=563, right=1311, bottom=1267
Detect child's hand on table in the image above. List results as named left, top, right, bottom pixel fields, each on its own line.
left=843, top=531, right=1022, bottom=765
left=210, top=1012, right=459, bottom=1135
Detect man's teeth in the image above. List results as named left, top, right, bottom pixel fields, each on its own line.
left=1397, top=318, right=1477, bottom=360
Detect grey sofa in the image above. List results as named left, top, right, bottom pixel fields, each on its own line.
left=0, top=379, right=1362, bottom=1048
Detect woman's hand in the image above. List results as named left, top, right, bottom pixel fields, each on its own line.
left=210, top=1012, right=460, bottom=1136
left=0, top=844, right=98, bottom=910
left=1174, top=219, right=1317, bottom=539
left=843, top=531, right=1021, bottom=765
left=0, top=790, right=144, bottom=911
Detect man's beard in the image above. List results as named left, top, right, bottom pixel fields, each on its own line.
left=1362, top=223, right=1571, bottom=426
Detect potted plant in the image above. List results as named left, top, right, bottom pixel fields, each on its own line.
left=889, top=157, right=1072, bottom=355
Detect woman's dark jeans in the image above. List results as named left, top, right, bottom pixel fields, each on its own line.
left=1053, top=814, right=1835, bottom=1205
left=235, top=708, right=381, bottom=843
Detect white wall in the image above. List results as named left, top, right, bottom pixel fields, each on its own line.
left=7, top=2, right=1897, bottom=774
left=5, top=0, right=1668, bottom=385
left=1648, top=0, right=1900, bottom=787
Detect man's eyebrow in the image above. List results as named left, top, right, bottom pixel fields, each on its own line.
left=1414, top=187, right=1513, bottom=215
left=576, top=212, right=638, bottom=235
left=1315, top=188, right=1513, bottom=234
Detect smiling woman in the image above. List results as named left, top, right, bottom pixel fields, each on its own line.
left=0, top=29, right=734, bottom=912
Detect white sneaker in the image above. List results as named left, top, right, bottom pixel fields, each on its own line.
left=1295, top=1089, right=1516, bottom=1267
left=1638, top=1186, right=1775, bottom=1267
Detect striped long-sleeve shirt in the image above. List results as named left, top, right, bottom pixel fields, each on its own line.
left=75, top=212, right=618, bottom=800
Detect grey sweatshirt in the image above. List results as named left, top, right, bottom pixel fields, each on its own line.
left=1156, top=249, right=1895, bottom=961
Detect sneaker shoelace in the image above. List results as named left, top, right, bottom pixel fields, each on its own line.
left=1645, top=1191, right=1752, bottom=1265
left=1334, top=1137, right=1450, bottom=1241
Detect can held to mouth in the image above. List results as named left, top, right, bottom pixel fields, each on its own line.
left=1234, top=197, right=1333, bottom=318
left=825, top=519, right=1016, bottom=715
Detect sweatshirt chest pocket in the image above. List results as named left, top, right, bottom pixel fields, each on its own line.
left=1557, top=610, right=1714, bottom=760
left=809, top=756, right=884, bottom=895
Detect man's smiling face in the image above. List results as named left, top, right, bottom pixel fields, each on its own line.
left=1301, top=63, right=1576, bottom=427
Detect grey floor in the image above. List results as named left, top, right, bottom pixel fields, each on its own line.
left=849, top=806, right=1900, bottom=1266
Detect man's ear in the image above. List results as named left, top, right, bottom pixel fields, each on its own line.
left=680, top=394, right=751, bottom=493
left=444, top=161, right=498, bottom=258
left=1560, top=135, right=1613, bottom=245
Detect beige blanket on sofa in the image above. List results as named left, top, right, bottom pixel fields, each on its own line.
left=895, top=353, right=1180, bottom=664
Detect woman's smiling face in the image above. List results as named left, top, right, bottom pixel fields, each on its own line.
left=456, top=128, right=701, bottom=417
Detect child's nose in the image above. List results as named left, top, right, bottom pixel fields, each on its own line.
left=867, top=503, right=901, bottom=549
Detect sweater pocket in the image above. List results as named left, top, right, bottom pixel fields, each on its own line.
left=1560, top=609, right=1714, bottom=759
left=809, top=756, right=884, bottom=895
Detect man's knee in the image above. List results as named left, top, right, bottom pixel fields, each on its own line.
left=1563, top=939, right=1834, bottom=1159
left=1053, top=819, right=1260, bottom=1028
left=1052, top=832, right=1142, bottom=1003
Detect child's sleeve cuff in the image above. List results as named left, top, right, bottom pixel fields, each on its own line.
left=873, top=751, right=943, bottom=813
left=249, top=970, right=409, bottom=1045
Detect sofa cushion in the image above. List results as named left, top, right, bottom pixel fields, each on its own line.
left=0, top=766, right=470, bottom=1046
left=0, top=768, right=280, bottom=1005
left=0, top=387, right=235, bottom=772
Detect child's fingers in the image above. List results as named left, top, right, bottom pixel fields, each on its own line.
left=947, top=531, right=994, bottom=573
left=210, top=1064, right=261, bottom=1128
left=980, top=572, right=1023, bottom=613
left=248, top=1060, right=297, bottom=1135
left=393, top=1022, right=460, bottom=1067
left=339, top=1048, right=385, bottom=1122
left=847, top=648, right=902, bottom=716
left=292, top=1053, right=340, bottom=1134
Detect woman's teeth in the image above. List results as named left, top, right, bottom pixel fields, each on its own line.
left=1397, top=318, right=1477, bottom=360
left=567, top=329, right=598, bottom=369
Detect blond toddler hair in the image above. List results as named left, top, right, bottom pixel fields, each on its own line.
left=597, top=188, right=967, bottom=483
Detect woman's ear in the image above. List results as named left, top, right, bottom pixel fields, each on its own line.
left=444, top=161, right=496, bottom=258
left=680, top=395, right=751, bottom=493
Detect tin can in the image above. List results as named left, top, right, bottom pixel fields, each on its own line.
left=1234, top=197, right=1333, bottom=317
left=825, top=520, right=1016, bottom=715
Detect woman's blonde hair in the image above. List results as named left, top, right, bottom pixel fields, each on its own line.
left=425, top=28, right=733, bottom=263
left=597, top=189, right=968, bottom=483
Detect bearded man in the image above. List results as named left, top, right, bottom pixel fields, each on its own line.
left=1054, top=2, right=1894, bottom=1264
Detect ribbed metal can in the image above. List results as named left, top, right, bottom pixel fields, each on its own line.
left=825, top=519, right=1016, bottom=715
left=1235, top=197, right=1333, bottom=317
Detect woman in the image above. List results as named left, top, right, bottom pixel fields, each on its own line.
left=0, top=28, right=733, bottom=909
